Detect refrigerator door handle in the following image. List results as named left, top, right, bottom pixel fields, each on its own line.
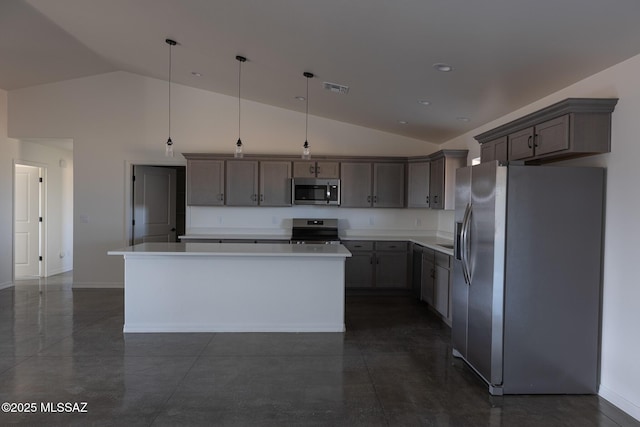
left=461, top=203, right=472, bottom=284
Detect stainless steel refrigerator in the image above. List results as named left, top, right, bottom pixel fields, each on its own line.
left=452, top=161, right=604, bottom=395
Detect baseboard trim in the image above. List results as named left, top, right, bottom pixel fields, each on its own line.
left=72, top=282, right=124, bottom=289
left=46, top=266, right=72, bottom=277
left=599, top=384, right=640, bottom=422
left=0, top=281, right=14, bottom=291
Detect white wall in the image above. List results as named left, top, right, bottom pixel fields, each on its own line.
left=0, top=90, right=20, bottom=289
left=6, top=71, right=439, bottom=287
left=440, top=55, right=640, bottom=421
left=15, top=140, right=73, bottom=276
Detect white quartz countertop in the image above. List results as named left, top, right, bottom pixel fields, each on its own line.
left=108, top=242, right=351, bottom=258
left=340, top=235, right=454, bottom=255
left=180, top=234, right=290, bottom=241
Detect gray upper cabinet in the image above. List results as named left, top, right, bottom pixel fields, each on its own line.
left=341, top=162, right=405, bottom=208
left=509, top=116, right=569, bottom=161
left=407, top=161, right=430, bottom=208
left=340, top=162, right=372, bottom=207
left=428, top=151, right=467, bottom=210
left=373, top=162, right=405, bottom=208
left=259, top=161, right=292, bottom=206
left=475, top=98, right=618, bottom=164
left=186, top=159, right=225, bottom=206
left=293, top=161, right=340, bottom=178
left=225, top=160, right=259, bottom=206
left=480, top=136, right=508, bottom=164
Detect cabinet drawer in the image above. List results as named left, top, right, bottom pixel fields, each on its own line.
left=435, top=252, right=450, bottom=269
left=342, top=240, right=374, bottom=252
left=375, top=241, right=408, bottom=252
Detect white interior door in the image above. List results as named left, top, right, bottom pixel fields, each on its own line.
left=15, top=164, right=41, bottom=277
left=132, top=166, right=177, bottom=244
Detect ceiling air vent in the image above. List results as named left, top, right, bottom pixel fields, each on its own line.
left=323, top=82, right=350, bottom=95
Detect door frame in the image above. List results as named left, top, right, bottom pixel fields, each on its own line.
left=123, top=159, right=186, bottom=246
left=13, top=160, right=47, bottom=280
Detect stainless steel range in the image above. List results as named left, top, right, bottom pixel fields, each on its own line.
left=290, top=218, right=340, bottom=244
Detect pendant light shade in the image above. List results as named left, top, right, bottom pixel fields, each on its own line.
left=165, top=38, right=177, bottom=157
left=235, top=55, right=247, bottom=158
left=302, top=71, right=314, bottom=160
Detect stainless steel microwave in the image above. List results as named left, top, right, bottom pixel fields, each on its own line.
left=292, top=178, right=340, bottom=205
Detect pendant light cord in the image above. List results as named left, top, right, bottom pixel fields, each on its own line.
left=168, top=43, right=172, bottom=139
left=238, top=58, right=242, bottom=141
left=305, top=76, right=309, bottom=142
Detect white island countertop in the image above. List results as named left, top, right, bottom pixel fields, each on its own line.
left=109, top=242, right=351, bottom=258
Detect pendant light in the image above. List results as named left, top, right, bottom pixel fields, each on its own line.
left=302, top=71, right=314, bottom=160
left=235, top=55, right=247, bottom=158
left=165, top=38, right=177, bottom=157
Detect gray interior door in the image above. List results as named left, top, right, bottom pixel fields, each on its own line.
left=133, top=165, right=177, bottom=244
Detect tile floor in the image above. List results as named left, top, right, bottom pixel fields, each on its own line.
left=0, top=272, right=638, bottom=426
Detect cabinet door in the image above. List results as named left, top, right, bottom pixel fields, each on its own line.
left=345, top=253, right=374, bottom=288
left=259, top=161, right=292, bottom=206
left=340, top=162, right=372, bottom=207
left=225, top=161, right=259, bottom=206
left=508, top=127, right=535, bottom=160
left=187, top=159, right=224, bottom=206
left=494, top=136, right=508, bottom=162
left=315, top=161, right=340, bottom=179
left=373, top=162, right=405, bottom=208
left=480, top=141, right=496, bottom=164
left=434, top=264, right=450, bottom=318
left=481, top=136, right=508, bottom=164
left=534, top=115, right=569, bottom=156
left=421, top=254, right=435, bottom=304
left=407, top=162, right=430, bottom=207
left=292, top=161, right=316, bottom=178
left=429, top=157, right=444, bottom=209
left=376, top=252, right=408, bottom=288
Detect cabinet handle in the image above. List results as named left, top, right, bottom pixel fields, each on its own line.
left=434, top=195, right=438, bottom=204
left=527, top=135, right=533, bottom=149
left=369, top=255, right=373, bottom=265
left=373, top=195, right=378, bottom=203
left=533, top=133, right=539, bottom=147
left=367, top=195, right=371, bottom=203
left=316, top=165, right=321, bottom=175
left=426, top=196, right=429, bottom=204
left=260, top=194, right=264, bottom=202
left=309, top=165, right=315, bottom=175
left=219, top=193, right=224, bottom=201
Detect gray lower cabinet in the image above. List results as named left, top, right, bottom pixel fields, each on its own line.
left=419, top=246, right=452, bottom=324
left=344, top=240, right=408, bottom=289
left=186, top=159, right=225, bottom=206
left=344, top=241, right=374, bottom=288
left=225, top=160, right=259, bottom=206
left=340, top=162, right=405, bottom=208
left=259, top=161, right=292, bottom=206
left=421, top=249, right=435, bottom=305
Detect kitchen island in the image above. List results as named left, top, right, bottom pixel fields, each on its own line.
left=108, top=242, right=351, bottom=333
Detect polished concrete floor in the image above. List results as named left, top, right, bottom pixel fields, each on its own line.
left=0, top=272, right=638, bottom=426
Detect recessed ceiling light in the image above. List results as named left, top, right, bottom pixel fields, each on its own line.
left=295, top=96, right=306, bottom=101
left=433, top=63, right=453, bottom=72
left=191, top=72, right=202, bottom=77
left=457, top=117, right=471, bottom=122
left=417, top=100, right=431, bottom=106
left=398, top=120, right=408, bottom=125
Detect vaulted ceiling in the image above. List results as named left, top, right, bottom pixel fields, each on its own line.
left=3, top=0, right=640, bottom=143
